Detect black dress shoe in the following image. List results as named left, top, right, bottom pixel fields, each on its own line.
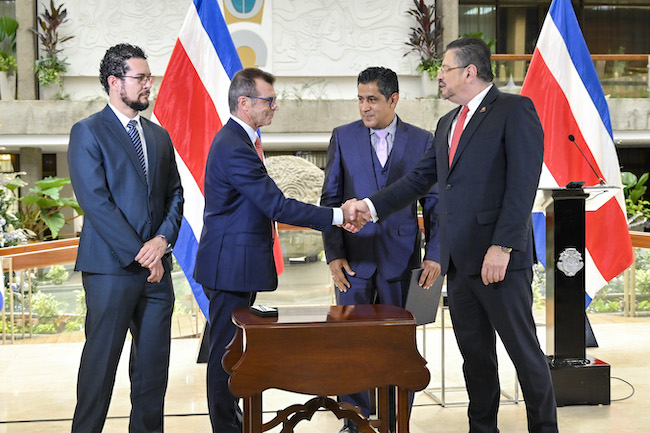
left=339, top=424, right=359, bottom=433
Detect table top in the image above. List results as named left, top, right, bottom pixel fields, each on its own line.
left=226, top=303, right=429, bottom=398
left=232, top=304, right=415, bottom=328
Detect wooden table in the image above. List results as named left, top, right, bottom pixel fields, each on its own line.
left=223, top=304, right=430, bottom=433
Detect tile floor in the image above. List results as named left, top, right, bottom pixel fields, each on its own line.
left=1, top=311, right=649, bottom=433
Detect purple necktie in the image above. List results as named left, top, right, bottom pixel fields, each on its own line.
left=375, top=129, right=389, bottom=167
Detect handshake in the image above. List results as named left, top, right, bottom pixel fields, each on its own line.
left=340, top=198, right=372, bottom=233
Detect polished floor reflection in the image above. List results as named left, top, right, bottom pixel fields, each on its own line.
left=1, top=312, right=649, bottom=432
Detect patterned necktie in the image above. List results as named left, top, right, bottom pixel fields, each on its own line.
left=449, top=105, right=469, bottom=167
left=254, top=136, right=264, bottom=162
left=374, top=129, right=389, bottom=167
left=127, top=120, right=148, bottom=183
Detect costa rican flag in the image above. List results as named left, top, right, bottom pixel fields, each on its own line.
left=153, top=0, right=283, bottom=319
left=521, top=0, right=633, bottom=303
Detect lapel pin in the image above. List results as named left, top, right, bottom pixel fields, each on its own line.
left=480, top=106, right=487, bottom=113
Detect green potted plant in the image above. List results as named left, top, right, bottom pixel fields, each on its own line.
left=5, top=175, right=83, bottom=240
left=0, top=15, right=18, bottom=100
left=621, top=171, right=650, bottom=230
left=29, top=0, right=74, bottom=99
left=404, top=0, right=442, bottom=97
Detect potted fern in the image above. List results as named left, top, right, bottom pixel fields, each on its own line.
left=404, top=0, right=443, bottom=97
left=0, top=15, right=18, bottom=100
left=29, top=0, right=74, bottom=99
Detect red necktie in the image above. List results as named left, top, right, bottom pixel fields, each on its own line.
left=449, top=106, right=469, bottom=167
left=253, top=136, right=285, bottom=275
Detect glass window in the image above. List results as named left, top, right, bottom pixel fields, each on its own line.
left=460, top=5, right=497, bottom=44
left=583, top=6, right=650, bottom=54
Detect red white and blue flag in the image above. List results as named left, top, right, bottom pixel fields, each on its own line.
left=521, top=0, right=633, bottom=303
left=153, top=0, right=283, bottom=319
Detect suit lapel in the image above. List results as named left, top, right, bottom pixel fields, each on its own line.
left=449, top=86, right=498, bottom=171
left=386, top=117, right=407, bottom=185
left=438, top=110, right=456, bottom=179
left=101, top=106, right=148, bottom=188
left=351, top=121, right=380, bottom=192
left=227, top=119, right=255, bottom=150
left=141, top=118, right=157, bottom=191
left=227, top=119, right=267, bottom=173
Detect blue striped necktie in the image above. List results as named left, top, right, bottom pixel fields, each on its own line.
left=127, top=120, right=148, bottom=183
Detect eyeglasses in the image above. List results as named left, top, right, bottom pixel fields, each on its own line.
left=121, top=74, right=155, bottom=85
left=246, top=95, right=277, bottom=108
left=439, top=65, right=469, bottom=75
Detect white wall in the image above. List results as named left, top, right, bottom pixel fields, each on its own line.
left=54, top=0, right=426, bottom=100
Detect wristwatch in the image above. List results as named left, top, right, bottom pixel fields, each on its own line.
left=499, top=245, right=513, bottom=253
left=157, top=235, right=173, bottom=254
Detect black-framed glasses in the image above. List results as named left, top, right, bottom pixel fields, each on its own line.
left=121, top=74, right=155, bottom=85
left=246, top=95, right=277, bottom=108
left=439, top=65, right=469, bottom=75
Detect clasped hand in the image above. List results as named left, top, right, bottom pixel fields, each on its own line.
left=135, top=236, right=168, bottom=283
left=340, top=198, right=372, bottom=233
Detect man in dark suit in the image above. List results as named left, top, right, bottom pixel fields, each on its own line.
left=68, top=44, right=183, bottom=433
left=320, top=67, right=440, bottom=433
left=345, top=38, right=558, bottom=433
left=193, top=68, right=363, bottom=433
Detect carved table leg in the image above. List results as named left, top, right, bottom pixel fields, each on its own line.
left=244, top=393, right=262, bottom=433
left=397, top=387, right=410, bottom=433
left=377, top=385, right=390, bottom=433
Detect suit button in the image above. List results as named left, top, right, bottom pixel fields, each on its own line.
left=446, top=184, right=452, bottom=190
left=146, top=219, right=151, bottom=224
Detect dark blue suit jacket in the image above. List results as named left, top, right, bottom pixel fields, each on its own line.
left=194, top=118, right=333, bottom=293
left=68, top=105, right=183, bottom=275
left=371, top=87, right=543, bottom=276
left=321, top=117, right=439, bottom=281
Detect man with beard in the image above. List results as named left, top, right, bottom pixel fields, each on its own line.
left=68, top=44, right=183, bottom=433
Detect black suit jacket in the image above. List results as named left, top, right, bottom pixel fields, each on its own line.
left=371, top=86, right=543, bottom=276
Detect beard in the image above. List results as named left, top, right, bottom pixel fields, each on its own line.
left=120, top=86, right=149, bottom=111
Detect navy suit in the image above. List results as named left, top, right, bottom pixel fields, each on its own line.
left=321, top=117, right=439, bottom=293
left=371, top=87, right=558, bottom=433
left=321, top=117, right=439, bottom=422
left=194, top=118, right=333, bottom=433
left=68, top=105, right=183, bottom=433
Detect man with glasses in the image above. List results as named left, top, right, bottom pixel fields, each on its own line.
left=68, top=44, right=183, bottom=432
left=344, top=38, right=558, bottom=433
left=194, top=67, right=366, bottom=433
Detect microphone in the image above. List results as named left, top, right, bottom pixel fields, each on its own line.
left=568, top=135, right=606, bottom=186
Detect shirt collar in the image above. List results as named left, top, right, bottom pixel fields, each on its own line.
left=108, top=103, right=141, bottom=129
left=465, top=84, right=493, bottom=117
left=370, top=114, right=398, bottom=137
left=231, top=115, right=259, bottom=145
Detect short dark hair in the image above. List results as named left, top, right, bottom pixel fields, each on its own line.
left=229, top=68, right=276, bottom=113
left=446, top=38, right=494, bottom=83
left=357, top=67, right=399, bottom=100
left=99, top=44, right=147, bottom=95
